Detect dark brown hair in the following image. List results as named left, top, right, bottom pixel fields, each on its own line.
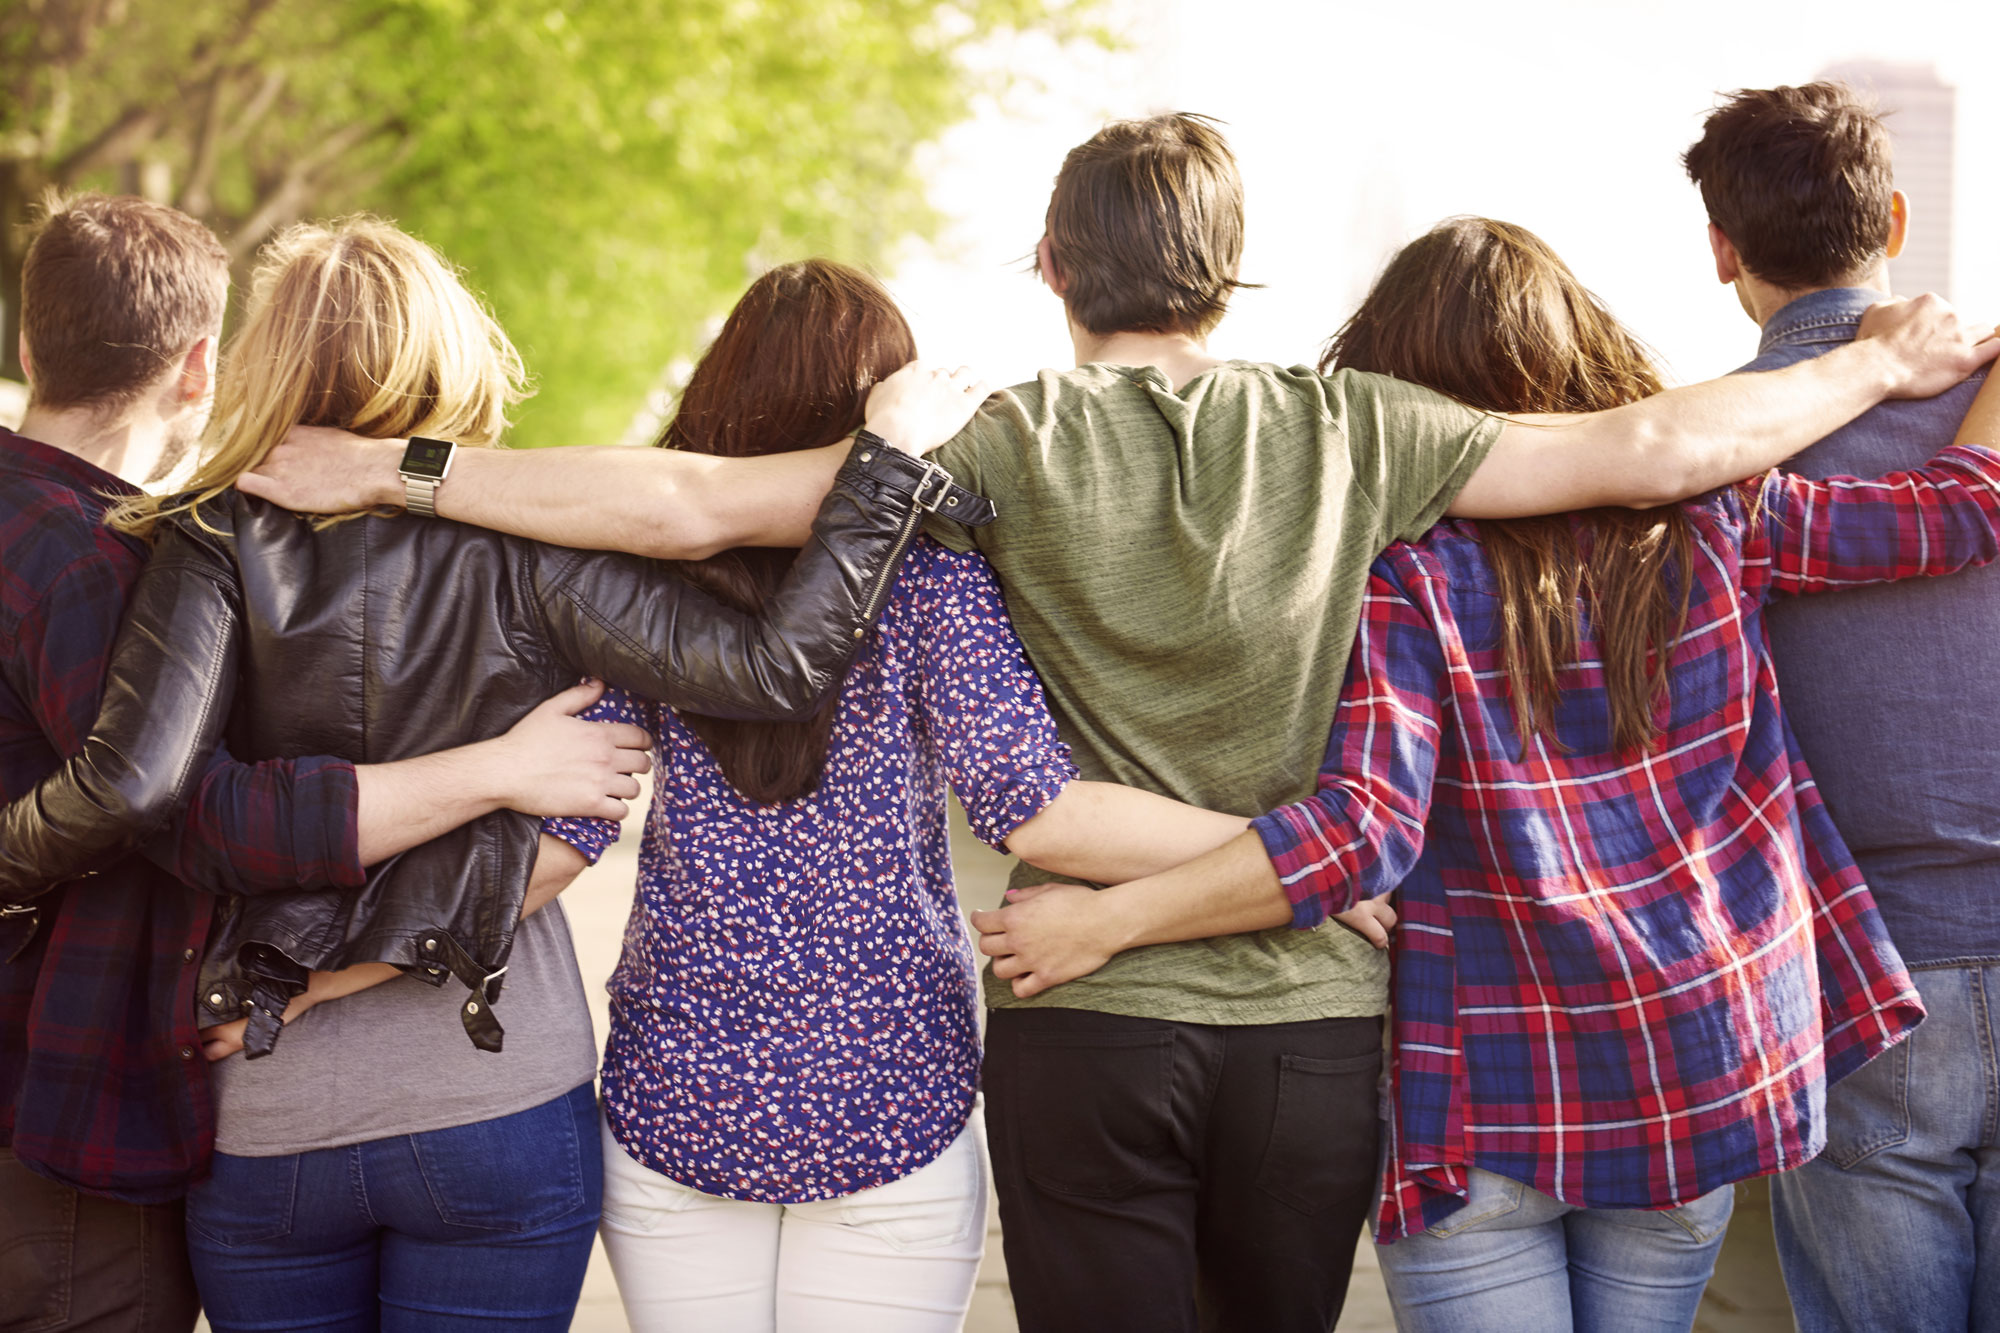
left=665, top=259, right=917, bottom=803
left=20, top=192, right=229, bottom=411
left=1039, top=112, right=1252, bottom=338
left=1325, top=217, right=1692, bottom=754
left=1682, top=83, right=1895, bottom=291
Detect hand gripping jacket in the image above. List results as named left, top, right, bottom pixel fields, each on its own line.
left=0, top=443, right=992, bottom=1056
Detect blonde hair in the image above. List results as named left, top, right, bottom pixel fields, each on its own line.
left=111, top=215, right=527, bottom=536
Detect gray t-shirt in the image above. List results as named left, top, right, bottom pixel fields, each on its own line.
left=211, top=902, right=599, bottom=1156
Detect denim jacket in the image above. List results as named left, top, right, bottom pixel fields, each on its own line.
left=1742, top=287, right=2000, bottom=966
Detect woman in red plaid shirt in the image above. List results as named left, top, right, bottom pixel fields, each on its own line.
left=972, top=217, right=2000, bottom=1331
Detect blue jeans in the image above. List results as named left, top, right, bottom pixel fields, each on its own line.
left=1376, top=1167, right=1734, bottom=1333
left=185, top=1082, right=601, bottom=1333
left=1773, top=963, right=2000, bottom=1332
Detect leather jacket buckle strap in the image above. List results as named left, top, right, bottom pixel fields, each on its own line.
left=1, top=900, right=41, bottom=963
left=850, top=433, right=996, bottom=528
left=427, top=930, right=510, bottom=1053
left=236, top=943, right=311, bottom=1059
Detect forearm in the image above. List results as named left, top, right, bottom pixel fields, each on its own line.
left=1090, top=830, right=1295, bottom=952
left=1454, top=339, right=1902, bottom=516
left=343, top=439, right=845, bottom=559
left=1006, top=781, right=1248, bottom=884
left=352, top=742, right=517, bottom=865
left=1954, top=369, right=2000, bottom=446
left=521, top=835, right=587, bottom=917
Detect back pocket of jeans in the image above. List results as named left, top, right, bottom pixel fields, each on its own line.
left=411, top=1094, right=588, bottom=1232
left=1254, top=1049, right=1383, bottom=1216
left=1822, top=1031, right=1913, bottom=1170
left=185, top=1154, right=300, bottom=1247
left=1019, top=1029, right=1176, bottom=1199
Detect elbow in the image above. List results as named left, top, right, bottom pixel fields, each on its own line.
left=1613, top=418, right=1696, bottom=510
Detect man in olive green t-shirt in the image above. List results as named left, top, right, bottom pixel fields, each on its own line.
left=237, top=112, right=1996, bottom=1333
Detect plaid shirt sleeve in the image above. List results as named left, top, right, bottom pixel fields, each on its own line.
left=1742, top=443, right=2000, bottom=601
left=541, top=686, right=648, bottom=865
left=3, top=551, right=133, bottom=758
left=139, top=748, right=362, bottom=895
left=1250, top=555, right=1444, bottom=929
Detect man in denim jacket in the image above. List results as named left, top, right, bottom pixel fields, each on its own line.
left=1688, top=83, right=1997, bottom=1332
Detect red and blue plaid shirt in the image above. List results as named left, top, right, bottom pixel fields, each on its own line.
left=1252, top=444, right=2000, bottom=1242
left=0, top=429, right=361, bottom=1203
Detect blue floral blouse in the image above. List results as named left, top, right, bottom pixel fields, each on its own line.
left=545, top=537, right=1076, bottom=1203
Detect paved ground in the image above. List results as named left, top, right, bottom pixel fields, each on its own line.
left=203, top=790, right=1797, bottom=1331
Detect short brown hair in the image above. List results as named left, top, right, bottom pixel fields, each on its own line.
left=1682, top=83, right=1895, bottom=291
left=1040, top=113, right=1250, bottom=338
left=20, top=192, right=229, bottom=411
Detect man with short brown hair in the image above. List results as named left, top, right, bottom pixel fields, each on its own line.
left=1687, top=82, right=2000, bottom=1333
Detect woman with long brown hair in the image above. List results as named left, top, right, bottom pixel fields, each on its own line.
left=969, top=216, right=2000, bottom=1331
left=539, top=259, right=1265, bottom=1332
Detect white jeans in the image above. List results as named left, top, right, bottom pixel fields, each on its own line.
left=597, top=1109, right=989, bottom=1333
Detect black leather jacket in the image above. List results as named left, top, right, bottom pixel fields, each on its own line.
left=0, top=445, right=992, bottom=1054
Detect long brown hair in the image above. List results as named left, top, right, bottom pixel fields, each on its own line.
left=1325, top=217, right=1691, bottom=754
left=666, top=259, right=917, bottom=803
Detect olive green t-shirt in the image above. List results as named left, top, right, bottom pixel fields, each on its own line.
left=928, top=361, right=1500, bottom=1024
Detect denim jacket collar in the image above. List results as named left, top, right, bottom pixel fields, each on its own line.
left=1756, top=287, right=1889, bottom=356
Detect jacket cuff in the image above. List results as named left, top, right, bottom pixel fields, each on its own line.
left=841, top=434, right=995, bottom=527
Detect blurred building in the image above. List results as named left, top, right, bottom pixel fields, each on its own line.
left=1820, top=61, right=1955, bottom=299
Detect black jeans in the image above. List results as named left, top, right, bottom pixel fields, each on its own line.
left=984, top=1007, right=1383, bottom=1333
left=0, top=1148, right=200, bottom=1332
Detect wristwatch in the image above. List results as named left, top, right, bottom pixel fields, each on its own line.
left=398, top=436, right=457, bottom=516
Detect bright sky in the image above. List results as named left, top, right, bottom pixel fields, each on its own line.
left=888, top=0, right=2000, bottom=390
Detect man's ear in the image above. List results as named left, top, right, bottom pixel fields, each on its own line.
left=1708, top=223, right=1742, bottom=285
left=1036, top=233, right=1069, bottom=297
left=172, top=335, right=217, bottom=405
left=1886, top=190, right=1910, bottom=260
left=16, top=333, right=32, bottom=385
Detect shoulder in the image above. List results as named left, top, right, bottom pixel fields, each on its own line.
left=0, top=469, right=147, bottom=617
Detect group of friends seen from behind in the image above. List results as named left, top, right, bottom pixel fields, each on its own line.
left=2, top=81, right=1997, bottom=1333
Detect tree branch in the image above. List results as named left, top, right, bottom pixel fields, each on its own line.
left=227, top=116, right=398, bottom=261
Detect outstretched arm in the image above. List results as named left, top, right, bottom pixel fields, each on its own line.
left=975, top=563, right=1444, bottom=998
left=237, top=361, right=992, bottom=559
left=1452, top=294, right=2000, bottom=516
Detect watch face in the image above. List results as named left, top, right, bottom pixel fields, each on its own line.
left=400, top=436, right=455, bottom=480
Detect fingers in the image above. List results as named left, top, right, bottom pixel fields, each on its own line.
left=606, top=721, right=653, bottom=751
left=991, top=954, right=1027, bottom=980
left=593, top=796, right=631, bottom=822
left=1002, top=883, right=1057, bottom=903
left=545, top=678, right=607, bottom=717
left=615, top=748, right=652, bottom=776
left=1012, top=973, right=1050, bottom=1000
left=234, top=469, right=279, bottom=500
left=975, top=930, right=1010, bottom=957
left=968, top=908, right=1003, bottom=934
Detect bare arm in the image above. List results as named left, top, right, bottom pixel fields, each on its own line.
left=350, top=682, right=650, bottom=865
left=237, top=361, right=993, bottom=559
left=1452, top=294, right=2000, bottom=516
left=970, top=832, right=1344, bottom=1000
left=1003, top=781, right=1248, bottom=885
left=1954, top=364, right=2000, bottom=447
left=201, top=835, right=592, bottom=1059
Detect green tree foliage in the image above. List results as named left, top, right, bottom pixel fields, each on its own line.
left=0, top=0, right=1095, bottom=444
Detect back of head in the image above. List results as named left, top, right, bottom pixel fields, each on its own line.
left=666, top=258, right=916, bottom=805
left=1327, top=217, right=1688, bottom=756
left=20, top=192, right=228, bottom=413
left=120, top=215, right=526, bottom=535
left=1682, top=83, right=1894, bottom=290
left=1042, top=112, right=1247, bottom=338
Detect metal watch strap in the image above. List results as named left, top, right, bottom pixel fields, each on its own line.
left=850, top=431, right=997, bottom=527
left=403, top=475, right=441, bottom=517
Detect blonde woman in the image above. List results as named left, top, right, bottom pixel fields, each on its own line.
left=0, top=216, right=991, bottom=1331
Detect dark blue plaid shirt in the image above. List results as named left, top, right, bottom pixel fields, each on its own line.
left=0, top=429, right=361, bottom=1203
